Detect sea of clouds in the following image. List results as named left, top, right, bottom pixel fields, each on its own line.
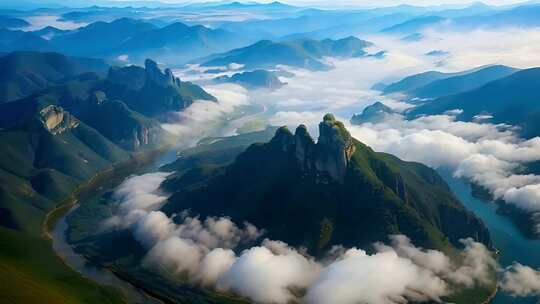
left=103, top=170, right=540, bottom=303
left=104, top=172, right=504, bottom=304
left=147, top=25, right=540, bottom=301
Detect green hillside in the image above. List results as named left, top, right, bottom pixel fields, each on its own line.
left=409, top=67, right=540, bottom=138
left=0, top=51, right=108, bottom=103
left=202, top=37, right=372, bottom=70
left=162, top=114, right=491, bottom=253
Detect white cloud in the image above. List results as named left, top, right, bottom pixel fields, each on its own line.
left=447, top=238, right=499, bottom=288
left=161, top=83, right=249, bottom=142
left=345, top=113, right=540, bottom=215
left=99, top=24, right=540, bottom=302
left=23, top=15, right=87, bottom=30
left=218, top=245, right=321, bottom=304
left=500, top=263, right=540, bottom=297
left=104, top=172, right=502, bottom=304
left=144, top=236, right=203, bottom=276
left=305, top=249, right=447, bottom=304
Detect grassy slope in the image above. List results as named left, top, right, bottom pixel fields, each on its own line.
left=0, top=227, right=125, bottom=304
left=0, top=126, right=162, bottom=304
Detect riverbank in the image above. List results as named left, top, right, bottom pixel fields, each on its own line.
left=0, top=146, right=170, bottom=304
left=43, top=147, right=168, bottom=238
left=440, top=169, right=540, bottom=304
left=40, top=147, right=170, bottom=304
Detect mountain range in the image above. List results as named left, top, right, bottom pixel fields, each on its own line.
left=200, top=36, right=372, bottom=70
left=0, top=51, right=215, bottom=234
left=0, top=51, right=109, bottom=103
left=0, top=15, right=29, bottom=29
left=213, top=69, right=285, bottom=89
left=409, top=67, right=540, bottom=139
left=380, top=64, right=519, bottom=98
left=0, top=18, right=252, bottom=66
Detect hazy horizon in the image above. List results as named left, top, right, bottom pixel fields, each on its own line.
left=2, top=0, right=535, bottom=9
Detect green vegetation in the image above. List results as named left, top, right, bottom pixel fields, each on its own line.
left=202, top=36, right=372, bottom=70
left=64, top=119, right=495, bottom=304
left=318, top=217, right=334, bottom=250
left=409, top=67, right=540, bottom=139
left=0, top=146, right=166, bottom=304
left=0, top=52, right=226, bottom=303
left=162, top=115, right=491, bottom=253
left=0, top=51, right=108, bottom=104
left=215, top=70, right=285, bottom=89
left=0, top=226, right=125, bottom=304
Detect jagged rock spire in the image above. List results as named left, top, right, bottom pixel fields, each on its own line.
left=144, top=59, right=178, bottom=88
left=315, top=113, right=356, bottom=182
left=270, top=114, right=356, bottom=183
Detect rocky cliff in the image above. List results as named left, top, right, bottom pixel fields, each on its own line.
left=39, top=105, right=79, bottom=135
left=162, top=114, right=491, bottom=253
left=101, top=59, right=217, bottom=117
left=269, top=114, right=355, bottom=183
left=79, top=91, right=166, bottom=150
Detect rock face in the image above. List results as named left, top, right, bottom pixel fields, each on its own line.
left=80, top=92, right=165, bottom=150
left=39, top=105, right=79, bottom=135
left=315, top=114, right=356, bottom=182
left=102, top=59, right=217, bottom=117
left=144, top=59, right=178, bottom=88
left=269, top=114, right=355, bottom=183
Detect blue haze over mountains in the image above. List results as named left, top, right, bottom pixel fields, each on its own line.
left=3, top=1, right=540, bottom=304
left=3, top=1, right=540, bottom=66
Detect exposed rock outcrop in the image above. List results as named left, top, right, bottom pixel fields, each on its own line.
left=144, top=59, right=179, bottom=88
left=102, top=58, right=216, bottom=117
left=271, top=114, right=356, bottom=183
left=80, top=94, right=164, bottom=151
left=315, top=114, right=356, bottom=182
left=39, top=105, right=79, bottom=135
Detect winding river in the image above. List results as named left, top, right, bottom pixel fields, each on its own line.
left=440, top=169, right=540, bottom=304
left=50, top=104, right=269, bottom=304
left=52, top=205, right=163, bottom=304
left=50, top=129, right=540, bottom=303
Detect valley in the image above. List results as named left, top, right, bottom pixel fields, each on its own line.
left=3, top=1, right=540, bottom=303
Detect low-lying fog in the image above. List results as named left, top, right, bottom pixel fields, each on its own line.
left=111, top=26, right=540, bottom=302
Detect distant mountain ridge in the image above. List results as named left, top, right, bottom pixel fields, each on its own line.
left=0, top=18, right=251, bottom=66
left=381, top=65, right=519, bottom=98
left=214, top=69, right=286, bottom=89
left=381, top=15, right=446, bottom=33
left=411, top=65, right=519, bottom=99
left=0, top=51, right=108, bottom=103
left=350, top=101, right=397, bottom=125
left=201, top=36, right=373, bottom=70
left=100, top=59, right=217, bottom=117
left=408, top=67, right=540, bottom=139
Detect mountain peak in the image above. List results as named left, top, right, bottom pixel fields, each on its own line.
left=323, top=113, right=336, bottom=122
left=144, top=58, right=177, bottom=87
left=270, top=126, right=294, bottom=151
left=269, top=114, right=355, bottom=182
left=319, top=113, right=352, bottom=146
left=316, top=114, right=355, bottom=182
